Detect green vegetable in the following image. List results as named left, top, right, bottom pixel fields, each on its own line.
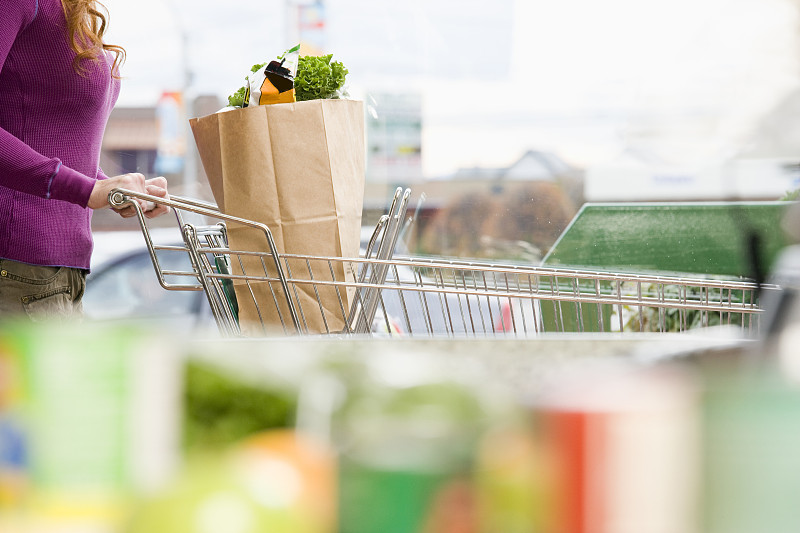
left=294, top=54, right=348, bottom=101
left=182, top=361, right=294, bottom=452
left=226, top=55, right=348, bottom=107
left=227, top=87, right=247, bottom=108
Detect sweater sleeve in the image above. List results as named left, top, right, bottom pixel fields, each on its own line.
left=0, top=0, right=96, bottom=208
left=0, top=0, right=36, bottom=67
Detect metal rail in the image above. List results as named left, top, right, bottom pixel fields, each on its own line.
left=108, top=188, right=776, bottom=338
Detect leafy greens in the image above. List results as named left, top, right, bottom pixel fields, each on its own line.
left=294, top=54, right=348, bottom=101
left=226, top=55, right=348, bottom=107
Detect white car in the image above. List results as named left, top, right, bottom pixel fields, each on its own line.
left=84, top=230, right=213, bottom=331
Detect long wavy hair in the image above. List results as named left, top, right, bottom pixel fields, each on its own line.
left=61, top=0, right=125, bottom=77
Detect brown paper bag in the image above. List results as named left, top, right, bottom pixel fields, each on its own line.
left=189, top=99, right=365, bottom=335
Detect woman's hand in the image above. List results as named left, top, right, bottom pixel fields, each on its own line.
left=88, top=173, right=170, bottom=218
left=143, top=176, right=170, bottom=218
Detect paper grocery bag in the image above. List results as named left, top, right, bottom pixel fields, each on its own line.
left=189, top=99, right=365, bottom=335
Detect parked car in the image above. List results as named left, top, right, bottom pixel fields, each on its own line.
left=84, top=230, right=214, bottom=332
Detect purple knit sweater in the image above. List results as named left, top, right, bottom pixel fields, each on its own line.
left=0, top=0, right=120, bottom=270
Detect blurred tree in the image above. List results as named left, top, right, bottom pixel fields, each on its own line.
left=417, top=182, right=577, bottom=261
left=418, top=192, right=498, bottom=258
left=781, top=188, right=799, bottom=200
left=482, top=182, right=577, bottom=255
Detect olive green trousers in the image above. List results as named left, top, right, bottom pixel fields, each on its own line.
left=0, top=258, right=86, bottom=322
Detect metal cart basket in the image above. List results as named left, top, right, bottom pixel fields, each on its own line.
left=109, top=188, right=774, bottom=338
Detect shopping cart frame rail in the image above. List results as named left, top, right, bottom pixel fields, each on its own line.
left=108, top=188, right=303, bottom=335
left=108, top=188, right=779, bottom=338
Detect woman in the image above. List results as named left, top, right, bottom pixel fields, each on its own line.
left=0, top=0, right=170, bottom=320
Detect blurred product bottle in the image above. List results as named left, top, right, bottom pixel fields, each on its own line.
left=474, top=417, right=557, bottom=533
left=533, top=364, right=701, bottom=533
left=327, top=356, right=492, bottom=533
left=126, top=429, right=337, bottom=533
left=700, top=238, right=800, bottom=532
left=702, top=370, right=800, bottom=533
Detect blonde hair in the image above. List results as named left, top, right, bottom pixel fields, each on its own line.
left=61, top=0, right=125, bottom=77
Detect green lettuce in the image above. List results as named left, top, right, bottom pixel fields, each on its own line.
left=294, top=54, right=348, bottom=101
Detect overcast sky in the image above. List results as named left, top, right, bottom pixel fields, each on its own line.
left=104, top=0, right=800, bottom=175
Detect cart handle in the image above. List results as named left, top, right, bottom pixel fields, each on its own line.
left=107, top=188, right=303, bottom=333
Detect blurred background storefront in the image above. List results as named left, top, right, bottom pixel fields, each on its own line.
left=97, top=0, right=800, bottom=256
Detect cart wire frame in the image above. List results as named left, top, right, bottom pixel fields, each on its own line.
left=108, top=188, right=777, bottom=338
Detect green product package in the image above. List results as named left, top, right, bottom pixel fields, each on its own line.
left=703, top=373, right=800, bottom=533
left=0, top=320, right=182, bottom=528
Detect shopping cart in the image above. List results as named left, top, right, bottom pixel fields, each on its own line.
left=108, top=187, right=775, bottom=338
